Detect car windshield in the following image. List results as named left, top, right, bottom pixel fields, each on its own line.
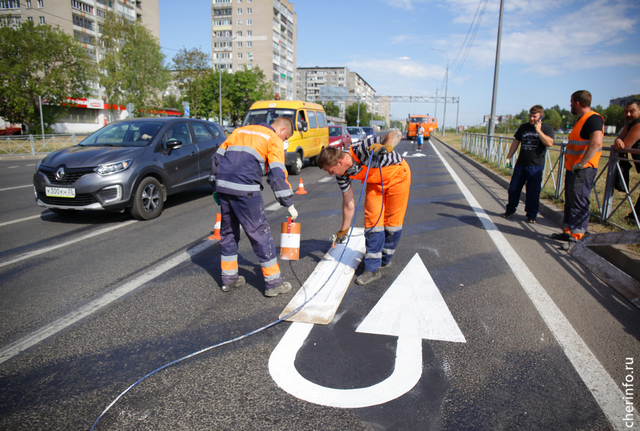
left=411, top=117, right=429, bottom=123
left=362, top=127, right=374, bottom=133
left=80, top=121, right=164, bottom=147
left=329, top=127, right=341, bottom=137
left=242, top=108, right=295, bottom=128
left=347, top=127, right=361, bottom=134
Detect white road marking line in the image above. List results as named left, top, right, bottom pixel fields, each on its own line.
left=7, top=166, right=18, bottom=169
left=0, top=239, right=215, bottom=364
left=0, top=220, right=138, bottom=269
left=0, top=214, right=42, bottom=227
left=0, top=184, right=32, bottom=191
left=319, top=176, right=333, bottom=183
left=431, top=141, right=632, bottom=431
left=265, top=202, right=281, bottom=212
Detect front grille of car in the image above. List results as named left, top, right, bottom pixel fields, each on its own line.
left=38, top=192, right=97, bottom=207
left=39, top=166, right=95, bottom=185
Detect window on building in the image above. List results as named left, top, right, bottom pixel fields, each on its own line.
left=39, top=16, right=45, bottom=23
left=0, top=15, right=21, bottom=26
left=237, top=19, right=242, bottom=25
left=247, top=41, right=252, bottom=47
left=246, top=64, right=252, bottom=70
left=237, top=8, right=241, bottom=14
left=237, top=41, right=242, bottom=47
left=237, top=52, right=242, bottom=59
left=247, top=7, right=251, bottom=13
left=247, top=30, right=252, bottom=36
left=72, top=0, right=93, bottom=14
left=73, top=14, right=93, bottom=30
left=27, top=16, right=33, bottom=21
left=38, top=0, right=43, bottom=7
left=235, top=31, right=242, bottom=36
left=247, top=19, right=252, bottom=25
left=1, top=0, right=22, bottom=8
left=26, top=0, right=31, bottom=8
left=214, top=8, right=231, bottom=16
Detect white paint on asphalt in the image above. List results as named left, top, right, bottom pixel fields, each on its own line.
left=357, top=253, right=466, bottom=343
left=319, top=176, right=334, bottom=183
left=0, top=220, right=138, bottom=269
left=430, top=141, right=632, bottom=431
left=0, top=214, right=42, bottom=227
left=0, top=239, right=215, bottom=364
left=265, top=202, right=281, bottom=212
left=269, top=321, right=423, bottom=408
left=0, top=184, right=32, bottom=191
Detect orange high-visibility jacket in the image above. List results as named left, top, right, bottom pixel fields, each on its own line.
left=564, top=111, right=604, bottom=170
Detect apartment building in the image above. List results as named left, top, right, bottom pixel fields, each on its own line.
left=211, top=0, right=296, bottom=101
left=296, top=66, right=390, bottom=126
left=0, top=0, right=160, bottom=133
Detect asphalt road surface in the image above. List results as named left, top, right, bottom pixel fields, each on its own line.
left=0, top=137, right=639, bottom=431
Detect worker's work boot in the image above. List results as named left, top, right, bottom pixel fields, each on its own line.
left=221, top=276, right=245, bottom=292
left=355, top=270, right=381, bottom=285
left=265, top=281, right=292, bottom=297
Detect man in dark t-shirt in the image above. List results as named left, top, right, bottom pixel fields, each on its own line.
left=502, top=105, right=555, bottom=223
left=613, top=99, right=640, bottom=222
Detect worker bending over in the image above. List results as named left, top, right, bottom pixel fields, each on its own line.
left=317, top=130, right=411, bottom=285
left=210, top=116, right=298, bottom=297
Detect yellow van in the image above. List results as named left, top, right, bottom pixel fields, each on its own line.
left=242, top=100, right=329, bottom=175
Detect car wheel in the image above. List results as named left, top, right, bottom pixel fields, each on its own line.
left=288, top=152, right=303, bottom=175
left=130, top=177, right=164, bottom=220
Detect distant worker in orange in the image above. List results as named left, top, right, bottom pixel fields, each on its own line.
left=551, top=90, right=604, bottom=251
left=318, top=130, right=410, bottom=285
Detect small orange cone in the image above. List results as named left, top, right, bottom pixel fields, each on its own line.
left=208, top=213, right=222, bottom=240
left=295, top=178, right=307, bottom=195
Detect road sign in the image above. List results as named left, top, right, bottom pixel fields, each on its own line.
left=269, top=253, right=465, bottom=408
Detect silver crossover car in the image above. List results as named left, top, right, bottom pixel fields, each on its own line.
left=33, top=117, right=225, bottom=220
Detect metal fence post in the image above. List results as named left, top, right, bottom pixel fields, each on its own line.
left=29, top=135, right=35, bottom=155
left=72, top=133, right=76, bottom=147
left=555, top=143, right=566, bottom=199
left=601, top=146, right=618, bottom=222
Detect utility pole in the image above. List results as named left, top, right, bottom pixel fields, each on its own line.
left=432, top=48, right=449, bottom=137
left=487, top=0, right=505, bottom=156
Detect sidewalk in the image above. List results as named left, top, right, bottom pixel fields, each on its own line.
left=433, top=136, right=640, bottom=304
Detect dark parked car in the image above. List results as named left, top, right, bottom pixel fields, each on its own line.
left=328, top=125, right=352, bottom=150
left=33, top=117, right=225, bottom=220
left=361, top=126, right=376, bottom=139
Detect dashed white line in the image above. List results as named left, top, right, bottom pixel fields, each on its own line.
left=0, top=214, right=42, bottom=227
left=0, top=239, right=215, bottom=364
left=0, top=184, right=32, bottom=191
left=0, top=220, right=138, bottom=269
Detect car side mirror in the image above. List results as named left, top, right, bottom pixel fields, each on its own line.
left=166, top=140, right=182, bottom=155
left=298, top=120, right=308, bottom=132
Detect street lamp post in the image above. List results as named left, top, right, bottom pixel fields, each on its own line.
left=217, top=35, right=236, bottom=125
left=431, top=48, right=449, bottom=137
left=425, top=76, right=439, bottom=120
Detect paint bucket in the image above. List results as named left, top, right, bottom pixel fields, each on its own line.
left=279, top=216, right=300, bottom=260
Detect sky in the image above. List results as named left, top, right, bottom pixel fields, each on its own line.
left=158, top=0, right=640, bottom=129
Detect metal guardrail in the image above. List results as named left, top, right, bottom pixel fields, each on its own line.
left=0, top=134, right=88, bottom=156
left=461, top=132, right=640, bottom=231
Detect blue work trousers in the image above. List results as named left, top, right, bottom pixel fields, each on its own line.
left=563, top=167, right=597, bottom=235
left=506, top=164, right=544, bottom=218
left=218, top=193, right=282, bottom=289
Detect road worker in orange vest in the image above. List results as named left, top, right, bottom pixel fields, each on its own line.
left=551, top=90, right=604, bottom=251
left=317, top=130, right=410, bottom=285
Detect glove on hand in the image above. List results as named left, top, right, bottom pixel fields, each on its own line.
left=212, top=191, right=220, bottom=205
left=370, top=143, right=393, bottom=157
left=332, top=228, right=349, bottom=244
left=288, top=205, right=298, bottom=220
left=571, top=163, right=584, bottom=173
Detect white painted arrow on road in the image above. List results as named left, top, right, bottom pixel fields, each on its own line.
left=269, top=253, right=465, bottom=408
left=402, top=151, right=428, bottom=158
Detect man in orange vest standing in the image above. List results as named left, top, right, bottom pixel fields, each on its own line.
left=210, top=116, right=298, bottom=297
left=551, top=90, right=604, bottom=251
left=317, top=130, right=410, bottom=285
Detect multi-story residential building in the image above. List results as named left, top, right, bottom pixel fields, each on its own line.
left=0, top=0, right=161, bottom=133
left=296, top=66, right=390, bottom=126
left=211, top=0, right=296, bottom=101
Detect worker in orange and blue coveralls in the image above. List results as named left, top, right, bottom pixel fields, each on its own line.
left=209, top=116, right=298, bottom=297
left=317, top=130, right=410, bottom=285
left=551, top=90, right=604, bottom=251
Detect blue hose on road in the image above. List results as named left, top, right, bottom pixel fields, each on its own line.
left=90, top=151, right=384, bottom=430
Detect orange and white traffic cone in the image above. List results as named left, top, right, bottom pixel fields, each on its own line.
left=208, top=213, right=222, bottom=240
left=295, top=178, right=307, bottom=195
left=279, top=217, right=300, bottom=260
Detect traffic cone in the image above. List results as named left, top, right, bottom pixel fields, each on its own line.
left=208, top=213, right=222, bottom=240
left=295, top=178, right=307, bottom=195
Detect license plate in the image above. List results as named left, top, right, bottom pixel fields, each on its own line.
left=45, top=187, right=76, bottom=198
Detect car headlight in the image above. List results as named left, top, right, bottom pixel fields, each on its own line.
left=94, top=159, right=132, bottom=176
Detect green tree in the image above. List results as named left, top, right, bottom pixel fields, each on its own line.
left=544, top=109, right=562, bottom=130
left=172, top=47, right=211, bottom=118
left=162, top=93, right=182, bottom=110
left=0, top=21, right=96, bottom=132
left=601, top=104, right=625, bottom=130
left=198, top=69, right=234, bottom=122
left=99, top=12, right=170, bottom=118
left=320, top=101, right=340, bottom=117
left=345, top=102, right=370, bottom=126
left=225, top=66, right=273, bottom=124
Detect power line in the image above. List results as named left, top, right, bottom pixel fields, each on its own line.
left=449, top=0, right=489, bottom=80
